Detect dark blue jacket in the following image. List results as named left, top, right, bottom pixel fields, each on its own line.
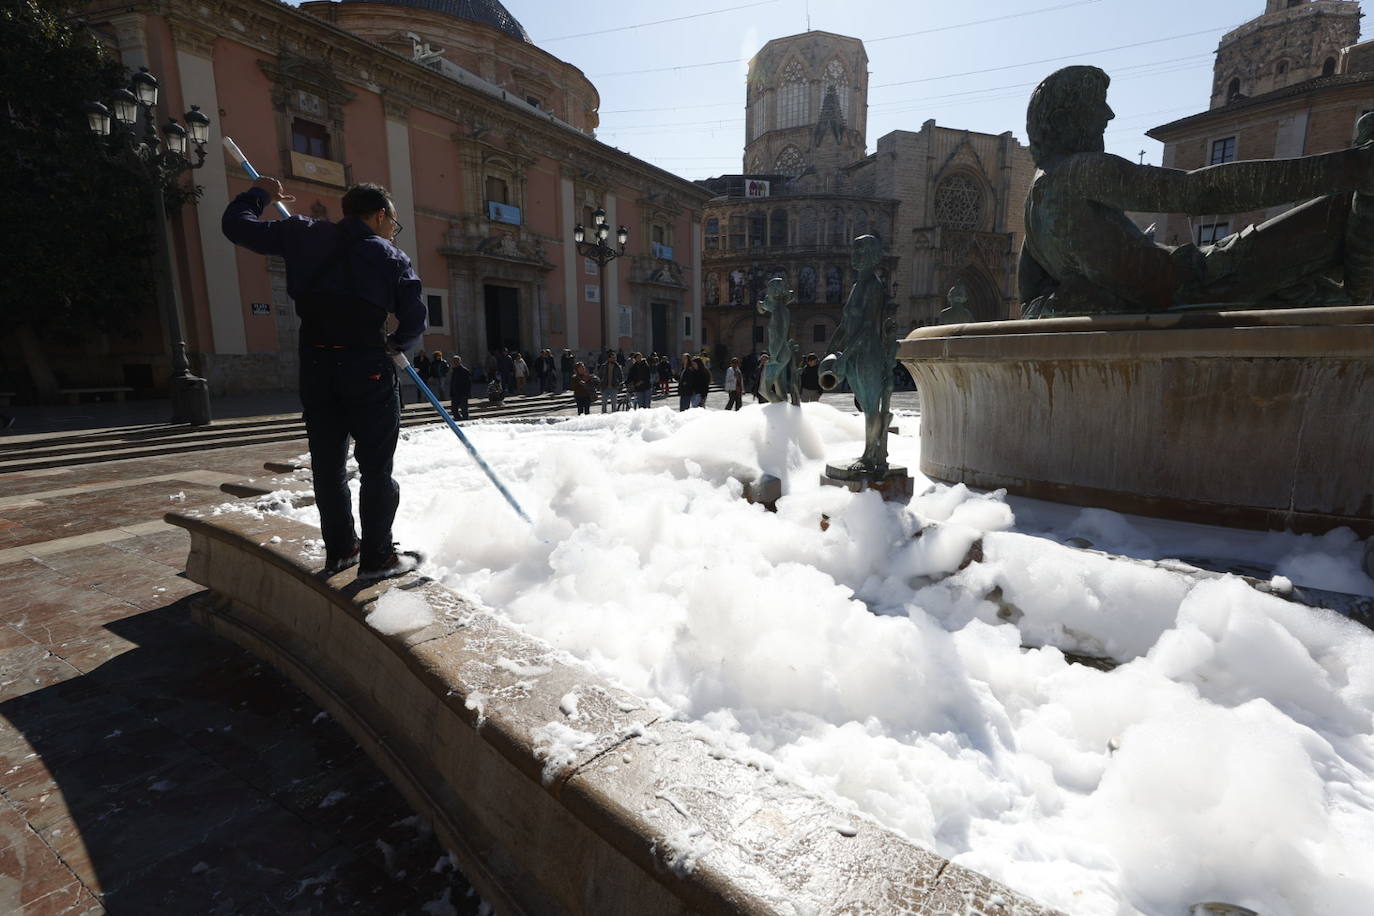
left=221, top=188, right=426, bottom=352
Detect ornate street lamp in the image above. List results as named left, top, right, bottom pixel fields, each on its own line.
left=573, top=207, right=630, bottom=354
left=84, top=66, right=213, bottom=425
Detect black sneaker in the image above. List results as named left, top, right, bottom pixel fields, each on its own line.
left=357, top=548, right=423, bottom=582
left=324, top=540, right=361, bottom=575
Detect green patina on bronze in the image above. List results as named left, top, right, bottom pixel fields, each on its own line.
left=1020, top=65, right=1374, bottom=316
left=757, top=277, right=801, bottom=406
left=821, top=235, right=898, bottom=475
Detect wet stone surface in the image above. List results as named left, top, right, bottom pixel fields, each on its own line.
left=0, top=439, right=481, bottom=914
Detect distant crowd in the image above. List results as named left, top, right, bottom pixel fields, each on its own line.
left=407, top=345, right=911, bottom=419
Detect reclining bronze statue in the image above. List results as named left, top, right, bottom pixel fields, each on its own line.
left=1020, top=65, right=1374, bottom=316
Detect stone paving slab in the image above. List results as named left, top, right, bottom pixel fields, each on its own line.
left=0, top=436, right=478, bottom=915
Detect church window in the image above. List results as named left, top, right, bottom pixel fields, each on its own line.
left=770, top=208, right=788, bottom=246
left=705, top=218, right=720, bottom=250
left=485, top=175, right=509, bottom=204
left=1210, top=136, right=1236, bottom=165
left=823, top=60, right=849, bottom=123
left=1323, top=57, right=1337, bottom=77
left=747, top=155, right=763, bottom=174
left=775, top=146, right=805, bottom=178
left=933, top=174, right=984, bottom=231
left=828, top=208, right=844, bottom=245
left=1276, top=61, right=1288, bottom=74
left=292, top=118, right=330, bottom=159
left=1227, top=78, right=1241, bottom=102
left=778, top=61, right=808, bottom=129
left=751, top=94, right=770, bottom=139
left=800, top=207, right=818, bottom=245
left=729, top=216, right=746, bottom=250
left=749, top=211, right=767, bottom=247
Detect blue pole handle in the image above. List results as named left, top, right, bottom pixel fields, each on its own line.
left=222, top=137, right=292, bottom=218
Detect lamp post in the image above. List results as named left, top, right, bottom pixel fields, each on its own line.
left=573, top=208, right=629, bottom=355
left=84, top=67, right=213, bottom=425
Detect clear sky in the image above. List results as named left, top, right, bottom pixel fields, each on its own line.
left=292, top=0, right=1363, bottom=179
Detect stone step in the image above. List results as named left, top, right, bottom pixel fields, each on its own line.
left=0, top=394, right=580, bottom=473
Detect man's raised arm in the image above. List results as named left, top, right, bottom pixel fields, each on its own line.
left=1074, top=146, right=1374, bottom=216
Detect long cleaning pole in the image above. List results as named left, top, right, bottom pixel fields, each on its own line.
left=222, top=137, right=292, bottom=218
left=392, top=352, right=533, bottom=525
left=222, top=137, right=534, bottom=525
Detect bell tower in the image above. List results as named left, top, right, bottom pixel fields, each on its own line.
left=1211, top=0, right=1362, bottom=109
left=743, top=32, right=867, bottom=188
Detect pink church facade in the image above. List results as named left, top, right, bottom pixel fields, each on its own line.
left=79, top=0, right=709, bottom=396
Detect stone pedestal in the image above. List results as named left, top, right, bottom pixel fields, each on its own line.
left=821, top=463, right=914, bottom=502
left=898, top=305, right=1374, bottom=535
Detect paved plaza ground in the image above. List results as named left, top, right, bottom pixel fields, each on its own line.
left=0, top=388, right=908, bottom=913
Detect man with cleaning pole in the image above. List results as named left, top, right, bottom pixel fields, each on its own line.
left=222, top=175, right=427, bottom=580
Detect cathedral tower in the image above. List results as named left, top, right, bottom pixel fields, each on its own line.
left=1211, top=0, right=1362, bottom=108
left=743, top=32, right=867, bottom=188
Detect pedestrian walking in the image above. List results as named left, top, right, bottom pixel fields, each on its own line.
left=724, top=357, right=744, bottom=411
left=513, top=352, right=529, bottom=395
left=560, top=349, right=574, bottom=393
left=498, top=349, right=515, bottom=394
left=800, top=353, right=823, bottom=402
left=752, top=352, right=770, bottom=403
left=222, top=177, right=425, bottom=580
left=429, top=350, right=449, bottom=398
left=571, top=361, right=596, bottom=415
left=677, top=352, right=693, bottom=411
left=449, top=355, right=471, bottom=420
left=687, top=357, right=711, bottom=408
left=626, top=352, right=652, bottom=409
left=599, top=353, right=623, bottom=413
left=656, top=354, right=672, bottom=396
left=534, top=348, right=556, bottom=393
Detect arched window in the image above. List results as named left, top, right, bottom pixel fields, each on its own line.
left=1323, top=57, right=1337, bottom=77
left=778, top=60, right=808, bottom=129
left=933, top=174, right=984, bottom=231
left=823, top=59, right=849, bottom=123
left=800, top=207, right=818, bottom=245
left=747, top=155, right=763, bottom=174
left=750, top=93, right=770, bottom=140
left=749, top=211, right=767, bottom=248
left=770, top=208, right=788, bottom=247
left=1227, top=77, right=1241, bottom=102
left=775, top=146, right=805, bottom=178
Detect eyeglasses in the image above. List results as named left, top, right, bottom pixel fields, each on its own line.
left=387, top=213, right=403, bottom=238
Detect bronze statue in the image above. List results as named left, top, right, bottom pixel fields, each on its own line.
left=757, top=276, right=801, bottom=405
left=820, top=235, right=897, bottom=475
left=1020, top=66, right=1374, bottom=316
left=940, top=282, right=975, bottom=324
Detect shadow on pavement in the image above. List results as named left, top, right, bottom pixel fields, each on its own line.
left=0, top=597, right=480, bottom=914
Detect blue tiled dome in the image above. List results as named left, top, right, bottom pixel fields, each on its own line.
left=341, top=0, right=532, bottom=43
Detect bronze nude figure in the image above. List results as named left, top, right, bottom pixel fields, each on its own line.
left=1020, top=65, right=1374, bottom=316
left=820, top=235, right=898, bottom=475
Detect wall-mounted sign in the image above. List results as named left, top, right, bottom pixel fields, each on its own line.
left=289, top=151, right=346, bottom=187
left=250, top=302, right=272, bottom=316
left=618, top=306, right=632, bottom=336
left=585, top=284, right=600, bottom=302
left=745, top=179, right=770, bottom=198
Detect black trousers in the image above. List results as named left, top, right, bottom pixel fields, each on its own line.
left=300, top=348, right=401, bottom=566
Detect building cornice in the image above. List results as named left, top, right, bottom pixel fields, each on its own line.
left=81, top=0, right=711, bottom=205
left=1148, top=73, right=1374, bottom=139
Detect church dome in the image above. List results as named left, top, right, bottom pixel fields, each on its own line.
left=340, top=0, right=532, bottom=43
